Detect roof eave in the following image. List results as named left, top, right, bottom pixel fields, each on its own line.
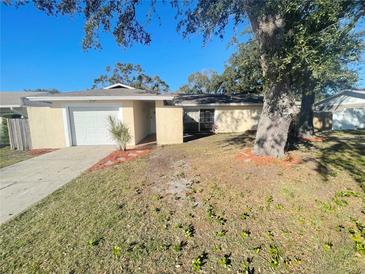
left=26, top=95, right=175, bottom=102
left=0, top=105, right=23, bottom=108
left=174, top=102, right=263, bottom=107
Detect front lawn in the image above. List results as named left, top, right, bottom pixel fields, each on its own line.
left=0, top=131, right=364, bottom=273
left=0, top=146, right=34, bottom=168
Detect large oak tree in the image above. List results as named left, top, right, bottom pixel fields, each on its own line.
left=6, top=0, right=364, bottom=157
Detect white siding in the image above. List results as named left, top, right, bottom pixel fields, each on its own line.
left=333, top=108, right=365, bottom=130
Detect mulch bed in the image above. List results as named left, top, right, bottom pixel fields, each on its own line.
left=300, top=136, right=326, bottom=142
left=235, top=148, right=302, bottom=167
left=89, top=148, right=151, bottom=172
left=30, top=148, right=58, bottom=156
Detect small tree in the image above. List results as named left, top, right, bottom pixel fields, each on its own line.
left=107, top=116, right=131, bottom=151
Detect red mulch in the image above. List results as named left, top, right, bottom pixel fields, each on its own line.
left=88, top=148, right=151, bottom=172
left=235, top=148, right=302, bottom=167
left=300, top=136, right=326, bottom=142
left=30, top=148, right=58, bottom=156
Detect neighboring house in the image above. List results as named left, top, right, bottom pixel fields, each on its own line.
left=23, top=84, right=263, bottom=149
left=315, top=89, right=365, bottom=130
left=0, top=92, right=49, bottom=117
left=0, top=92, right=50, bottom=145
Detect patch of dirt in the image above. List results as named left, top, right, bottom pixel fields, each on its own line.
left=88, top=148, right=151, bottom=171
left=168, top=178, right=191, bottom=196
left=30, top=148, right=58, bottom=156
left=235, top=148, right=302, bottom=167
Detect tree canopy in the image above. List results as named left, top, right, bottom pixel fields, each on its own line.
left=178, top=70, right=221, bottom=94
left=93, top=63, right=169, bottom=92
left=219, top=40, right=263, bottom=94
left=25, top=88, right=59, bottom=93
left=178, top=40, right=263, bottom=94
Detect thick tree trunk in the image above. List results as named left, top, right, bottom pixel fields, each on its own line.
left=297, top=89, right=315, bottom=137
left=253, top=81, right=296, bottom=158
left=248, top=11, right=296, bottom=157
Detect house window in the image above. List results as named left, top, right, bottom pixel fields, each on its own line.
left=183, top=108, right=215, bottom=133
left=199, top=109, right=215, bottom=131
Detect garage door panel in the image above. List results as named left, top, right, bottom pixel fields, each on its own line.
left=70, top=107, right=120, bottom=145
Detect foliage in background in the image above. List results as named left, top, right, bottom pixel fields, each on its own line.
left=178, top=70, right=222, bottom=94
left=107, top=115, right=131, bottom=151
left=24, top=88, right=59, bottom=93
left=93, top=63, right=169, bottom=92
left=178, top=41, right=263, bottom=94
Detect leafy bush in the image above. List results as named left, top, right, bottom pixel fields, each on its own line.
left=0, top=118, right=9, bottom=145
left=107, top=115, right=131, bottom=151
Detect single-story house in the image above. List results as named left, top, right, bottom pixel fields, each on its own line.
left=315, top=89, right=365, bottom=130
left=24, top=84, right=263, bottom=149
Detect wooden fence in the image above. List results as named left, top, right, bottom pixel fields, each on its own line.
left=7, top=118, right=32, bottom=151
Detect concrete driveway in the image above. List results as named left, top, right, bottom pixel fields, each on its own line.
left=0, top=146, right=114, bottom=224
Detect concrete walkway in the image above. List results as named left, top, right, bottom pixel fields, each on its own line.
left=0, top=146, right=114, bottom=224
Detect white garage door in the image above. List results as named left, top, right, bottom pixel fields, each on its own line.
left=69, top=107, right=120, bottom=145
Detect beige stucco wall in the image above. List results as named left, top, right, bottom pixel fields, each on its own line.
left=121, top=101, right=136, bottom=147
left=214, top=106, right=262, bottom=133
left=156, top=101, right=183, bottom=145
left=133, top=101, right=154, bottom=145
left=27, top=106, right=66, bottom=149
left=313, top=112, right=332, bottom=131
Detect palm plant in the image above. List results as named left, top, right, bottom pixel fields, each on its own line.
left=107, top=115, right=131, bottom=151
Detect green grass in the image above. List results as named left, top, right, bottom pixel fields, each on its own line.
left=0, top=131, right=364, bottom=273
left=0, top=146, right=34, bottom=168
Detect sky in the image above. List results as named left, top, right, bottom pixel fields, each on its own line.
left=0, top=3, right=364, bottom=93
left=0, top=3, right=249, bottom=92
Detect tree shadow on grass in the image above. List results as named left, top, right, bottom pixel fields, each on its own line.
left=302, top=131, right=365, bottom=191
left=217, top=130, right=256, bottom=149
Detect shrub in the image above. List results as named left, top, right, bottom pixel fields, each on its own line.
left=107, top=115, right=131, bottom=151
left=0, top=118, right=9, bottom=145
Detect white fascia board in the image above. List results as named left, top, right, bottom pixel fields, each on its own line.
left=26, top=95, right=175, bottom=102
left=175, top=102, right=263, bottom=107
left=0, top=105, right=22, bottom=108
